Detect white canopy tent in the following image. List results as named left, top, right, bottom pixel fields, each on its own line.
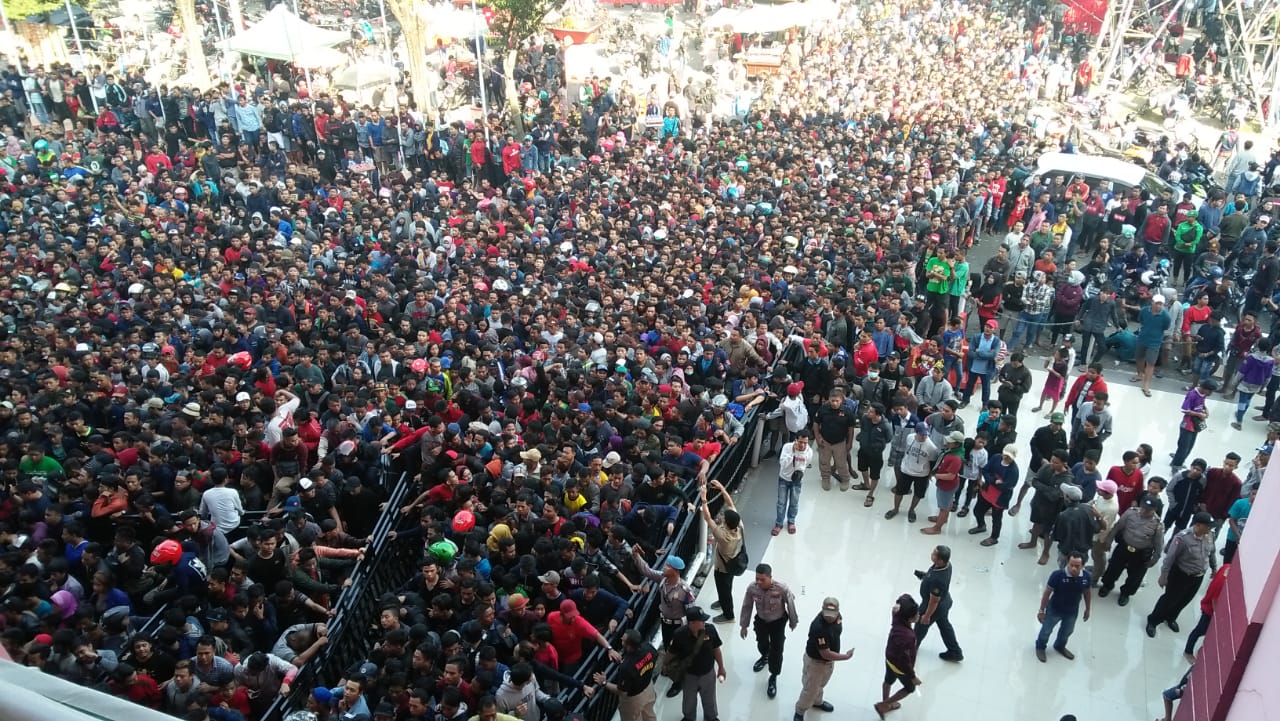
left=332, top=60, right=401, bottom=90
left=221, top=4, right=349, bottom=62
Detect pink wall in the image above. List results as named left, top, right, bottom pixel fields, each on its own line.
left=1222, top=460, right=1280, bottom=721
left=1176, top=460, right=1280, bottom=721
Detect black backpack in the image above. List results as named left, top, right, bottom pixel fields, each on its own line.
left=720, top=534, right=749, bottom=576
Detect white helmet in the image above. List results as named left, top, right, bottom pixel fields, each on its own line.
left=128, top=282, right=145, bottom=295
left=711, top=394, right=729, bottom=409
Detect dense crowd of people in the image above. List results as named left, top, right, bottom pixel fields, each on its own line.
left=0, top=0, right=1272, bottom=720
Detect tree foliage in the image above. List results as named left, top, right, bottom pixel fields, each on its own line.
left=11, top=0, right=90, bottom=22
left=489, top=0, right=565, bottom=49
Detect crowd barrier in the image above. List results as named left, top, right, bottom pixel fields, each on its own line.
left=254, top=340, right=803, bottom=720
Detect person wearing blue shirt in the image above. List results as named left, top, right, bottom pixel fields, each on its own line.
left=1034, top=553, right=1092, bottom=662
left=1134, top=295, right=1172, bottom=397
left=871, top=317, right=896, bottom=358
left=1223, top=486, right=1256, bottom=562
left=940, top=317, right=966, bottom=387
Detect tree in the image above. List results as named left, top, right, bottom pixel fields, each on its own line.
left=386, top=0, right=437, bottom=119
left=489, top=0, right=565, bottom=135
left=175, top=0, right=211, bottom=89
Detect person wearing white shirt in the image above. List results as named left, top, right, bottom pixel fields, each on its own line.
left=199, top=470, right=244, bottom=531
left=774, top=435, right=815, bottom=536
left=265, top=389, right=301, bottom=448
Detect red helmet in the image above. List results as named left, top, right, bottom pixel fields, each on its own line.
left=228, top=351, right=253, bottom=369
left=150, top=539, right=182, bottom=566
left=451, top=510, right=476, bottom=534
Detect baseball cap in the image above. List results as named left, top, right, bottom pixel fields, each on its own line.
left=945, top=430, right=965, bottom=444
left=298, top=478, right=315, bottom=491
left=1096, top=479, right=1117, bottom=494
left=821, top=597, right=840, bottom=619
left=283, top=496, right=302, bottom=512
left=235, top=391, right=251, bottom=402
left=538, top=571, right=561, bottom=585
left=1151, top=294, right=1166, bottom=304
left=914, top=422, right=929, bottom=435
left=1140, top=496, right=1160, bottom=509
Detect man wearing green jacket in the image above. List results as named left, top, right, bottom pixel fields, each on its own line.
left=1171, top=210, right=1204, bottom=285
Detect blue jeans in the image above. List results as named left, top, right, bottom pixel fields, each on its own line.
left=241, top=128, right=261, bottom=148
left=942, top=354, right=963, bottom=387
left=1035, top=606, right=1078, bottom=650
left=1007, top=311, right=1043, bottom=350
left=776, top=478, right=801, bottom=525
left=1236, top=390, right=1255, bottom=424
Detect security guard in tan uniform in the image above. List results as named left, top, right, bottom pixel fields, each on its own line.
left=738, top=562, right=799, bottom=699
left=793, top=597, right=854, bottom=721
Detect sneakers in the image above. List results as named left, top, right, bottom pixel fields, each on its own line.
left=710, top=602, right=722, bottom=611
left=939, top=650, right=964, bottom=662
left=968, top=525, right=988, bottom=535
left=711, top=613, right=734, bottom=624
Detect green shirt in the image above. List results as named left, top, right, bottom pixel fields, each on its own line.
left=925, top=257, right=951, bottom=294
left=949, top=261, right=970, bottom=297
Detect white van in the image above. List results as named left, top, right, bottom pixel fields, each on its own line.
left=1029, top=152, right=1203, bottom=209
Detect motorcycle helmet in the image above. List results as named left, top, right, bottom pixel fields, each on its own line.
left=150, top=539, right=183, bottom=566
left=1141, top=270, right=1158, bottom=286
left=1068, top=271, right=1085, bottom=286
left=451, top=510, right=476, bottom=534
left=1210, top=266, right=1224, bottom=279
left=428, top=539, right=458, bottom=564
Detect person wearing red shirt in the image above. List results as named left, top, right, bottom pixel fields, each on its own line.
left=684, top=434, right=723, bottom=464
left=922, top=432, right=965, bottom=534
left=547, top=599, right=622, bottom=671
left=501, top=136, right=522, bottom=179
left=1107, top=451, right=1145, bottom=511
left=1063, top=364, right=1109, bottom=429
left=1199, top=454, right=1243, bottom=523
left=110, top=663, right=162, bottom=708
left=852, top=330, right=880, bottom=379
left=1184, top=563, right=1231, bottom=659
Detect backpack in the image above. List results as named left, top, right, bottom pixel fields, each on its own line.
left=1174, top=223, right=1200, bottom=253
left=719, top=534, right=749, bottom=576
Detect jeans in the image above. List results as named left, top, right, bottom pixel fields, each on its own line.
left=1008, top=311, right=1044, bottom=350
left=241, top=128, right=261, bottom=148
left=776, top=478, right=802, bottom=525
left=1035, top=606, right=1078, bottom=650
left=942, top=354, right=963, bottom=387
left=1184, top=611, right=1213, bottom=656
left=1236, top=390, right=1256, bottom=424
left=962, top=368, right=993, bottom=405
left=1172, top=427, right=1200, bottom=467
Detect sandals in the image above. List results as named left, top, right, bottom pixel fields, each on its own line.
left=851, top=483, right=871, bottom=492
left=1142, top=389, right=1152, bottom=397
left=771, top=525, right=782, bottom=536
left=957, top=507, right=970, bottom=518
left=864, top=495, right=875, bottom=508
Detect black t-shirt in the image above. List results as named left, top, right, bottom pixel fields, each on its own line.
left=671, top=623, right=722, bottom=676
left=804, top=615, right=842, bottom=660
left=617, top=643, right=657, bottom=695
left=814, top=404, right=856, bottom=444
left=919, top=563, right=953, bottom=610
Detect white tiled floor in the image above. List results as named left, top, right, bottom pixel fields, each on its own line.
left=654, top=368, right=1269, bottom=721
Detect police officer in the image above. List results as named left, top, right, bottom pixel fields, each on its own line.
left=1146, top=511, right=1218, bottom=638
left=914, top=545, right=963, bottom=662
left=593, top=629, right=658, bottom=721
left=792, top=597, right=853, bottom=721
left=738, top=563, right=799, bottom=699
left=1098, top=496, right=1165, bottom=606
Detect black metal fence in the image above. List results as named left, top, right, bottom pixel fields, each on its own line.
left=257, top=340, right=803, bottom=720
left=262, top=464, right=419, bottom=720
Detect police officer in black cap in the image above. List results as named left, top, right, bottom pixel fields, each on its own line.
left=593, top=628, right=658, bottom=721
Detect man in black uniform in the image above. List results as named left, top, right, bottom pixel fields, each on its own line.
left=670, top=606, right=725, bottom=721
left=792, top=597, right=853, bottom=721
left=914, top=545, right=963, bottom=662
left=812, top=389, right=857, bottom=491
left=593, top=629, right=657, bottom=721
